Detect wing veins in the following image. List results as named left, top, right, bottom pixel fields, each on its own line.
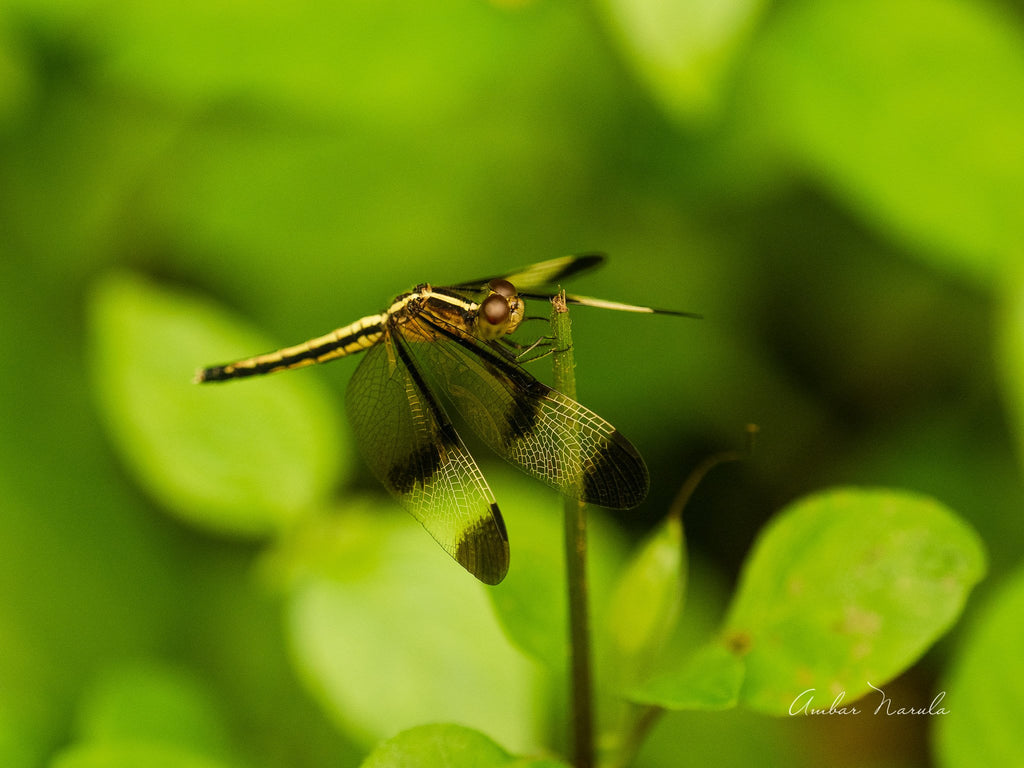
left=344, top=330, right=509, bottom=583
left=410, top=313, right=648, bottom=508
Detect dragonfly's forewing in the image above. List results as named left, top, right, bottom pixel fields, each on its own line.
left=407, top=318, right=649, bottom=510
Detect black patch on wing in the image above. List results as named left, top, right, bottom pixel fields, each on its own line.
left=448, top=253, right=606, bottom=293
left=345, top=334, right=508, bottom=584
left=409, top=316, right=650, bottom=509
left=523, top=252, right=604, bottom=284
left=454, top=503, right=510, bottom=585
left=500, top=379, right=545, bottom=448
left=582, top=431, right=649, bottom=509
left=382, top=344, right=459, bottom=494
left=386, top=443, right=442, bottom=494
left=385, top=420, right=462, bottom=494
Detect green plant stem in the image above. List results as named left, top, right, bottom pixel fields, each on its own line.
left=609, top=704, right=665, bottom=768
left=551, top=291, right=594, bottom=768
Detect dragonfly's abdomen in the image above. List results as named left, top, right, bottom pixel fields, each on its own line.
left=196, top=314, right=386, bottom=382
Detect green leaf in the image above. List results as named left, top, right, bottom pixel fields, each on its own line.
left=283, top=500, right=542, bottom=752
left=73, top=662, right=232, bottom=759
left=934, top=566, right=1024, bottom=767
left=87, top=272, right=345, bottom=536
left=484, top=470, right=629, bottom=673
left=630, top=641, right=743, bottom=711
left=597, top=0, right=766, bottom=121
left=486, top=490, right=568, bottom=673
left=360, top=724, right=569, bottom=768
left=50, top=743, right=231, bottom=768
left=632, top=707, right=803, bottom=768
left=723, top=487, right=986, bottom=714
left=748, top=0, right=1024, bottom=285
left=606, top=514, right=685, bottom=686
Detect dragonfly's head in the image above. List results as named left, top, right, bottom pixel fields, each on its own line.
left=475, top=278, right=525, bottom=340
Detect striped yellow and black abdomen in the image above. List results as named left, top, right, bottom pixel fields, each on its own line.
left=196, top=314, right=386, bottom=383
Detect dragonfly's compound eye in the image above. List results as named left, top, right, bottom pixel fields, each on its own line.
left=480, top=293, right=511, bottom=327
left=489, top=279, right=516, bottom=299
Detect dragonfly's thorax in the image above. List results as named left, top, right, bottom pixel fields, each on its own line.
left=380, top=286, right=432, bottom=342
left=392, top=281, right=525, bottom=343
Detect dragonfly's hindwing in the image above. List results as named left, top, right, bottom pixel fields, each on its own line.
left=344, top=333, right=510, bottom=584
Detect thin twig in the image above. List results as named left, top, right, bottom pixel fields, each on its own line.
left=665, top=424, right=759, bottom=523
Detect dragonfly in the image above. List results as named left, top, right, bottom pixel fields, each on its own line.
left=196, top=254, right=696, bottom=584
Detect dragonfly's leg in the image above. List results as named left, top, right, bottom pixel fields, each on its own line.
left=520, top=345, right=558, bottom=364
left=499, top=334, right=559, bottom=364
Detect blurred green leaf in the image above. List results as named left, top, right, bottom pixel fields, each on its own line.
left=998, top=274, right=1024, bottom=480
left=633, top=706, right=811, bottom=768
left=485, top=472, right=629, bottom=674
left=73, top=662, right=233, bottom=759
left=748, top=0, right=1024, bottom=285
left=175, top=537, right=365, bottom=768
left=283, top=500, right=542, bottom=753
left=0, top=17, right=31, bottom=132
left=934, top=565, right=1024, bottom=767
left=606, top=514, right=685, bottom=687
left=261, top=498, right=391, bottom=588
left=830, top=409, right=1024, bottom=579
left=360, top=723, right=569, bottom=768
left=630, top=641, right=743, bottom=711
left=486, top=495, right=567, bottom=673
left=2, top=0, right=1019, bottom=765
left=0, top=90, right=185, bottom=278
left=0, top=703, right=46, bottom=768
left=0, top=264, right=192, bottom=767
left=87, top=2, right=521, bottom=121
left=50, top=743, right=231, bottom=768
left=87, top=272, right=345, bottom=536
left=724, top=488, right=986, bottom=714
left=597, top=0, right=765, bottom=121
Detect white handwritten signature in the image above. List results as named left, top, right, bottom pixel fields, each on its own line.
left=789, top=682, right=949, bottom=716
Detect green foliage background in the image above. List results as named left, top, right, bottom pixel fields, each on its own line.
left=1, top=0, right=1022, bottom=766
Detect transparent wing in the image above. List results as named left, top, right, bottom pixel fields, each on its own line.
left=345, top=333, right=509, bottom=584
left=446, top=254, right=700, bottom=317
left=406, top=322, right=649, bottom=509
left=449, top=253, right=606, bottom=293
left=555, top=294, right=702, bottom=318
